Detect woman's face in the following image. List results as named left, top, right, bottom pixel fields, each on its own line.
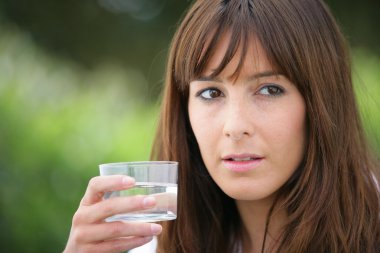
left=188, top=34, right=306, bottom=201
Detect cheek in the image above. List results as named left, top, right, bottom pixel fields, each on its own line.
left=188, top=104, right=220, bottom=162
left=188, top=104, right=206, bottom=146
left=286, top=105, right=306, bottom=144
left=270, top=105, right=307, bottom=163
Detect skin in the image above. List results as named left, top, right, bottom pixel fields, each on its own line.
left=188, top=33, right=306, bottom=251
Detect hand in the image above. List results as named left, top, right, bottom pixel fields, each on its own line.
left=63, top=175, right=162, bottom=253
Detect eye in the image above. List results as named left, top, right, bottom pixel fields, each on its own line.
left=258, top=84, right=284, bottom=97
left=197, top=88, right=223, bottom=100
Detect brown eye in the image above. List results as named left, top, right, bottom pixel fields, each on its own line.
left=268, top=86, right=280, bottom=95
left=258, top=85, right=284, bottom=97
left=199, top=88, right=223, bottom=99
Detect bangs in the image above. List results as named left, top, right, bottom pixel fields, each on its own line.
left=193, top=15, right=251, bottom=82
left=171, top=0, right=322, bottom=94
left=173, top=1, right=280, bottom=91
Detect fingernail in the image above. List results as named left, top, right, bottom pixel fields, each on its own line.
left=150, top=224, right=162, bottom=235
left=122, top=176, right=135, bottom=186
left=143, top=196, right=156, bottom=208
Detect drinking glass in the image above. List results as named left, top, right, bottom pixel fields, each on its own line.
left=99, top=161, right=178, bottom=222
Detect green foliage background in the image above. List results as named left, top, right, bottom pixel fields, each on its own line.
left=0, top=26, right=158, bottom=252
left=0, top=1, right=379, bottom=252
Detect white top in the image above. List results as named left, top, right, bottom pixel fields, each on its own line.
left=129, top=236, right=243, bottom=253
left=129, top=237, right=157, bottom=253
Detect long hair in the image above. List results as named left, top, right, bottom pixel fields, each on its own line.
left=151, top=0, right=380, bottom=252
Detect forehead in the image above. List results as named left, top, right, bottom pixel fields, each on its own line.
left=200, top=31, right=273, bottom=79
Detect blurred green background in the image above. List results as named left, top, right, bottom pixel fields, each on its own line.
left=0, top=0, right=378, bottom=252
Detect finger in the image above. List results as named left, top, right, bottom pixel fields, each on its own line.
left=82, top=236, right=153, bottom=253
left=81, top=175, right=135, bottom=206
left=80, top=195, right=157, bottom=223
left=77, top=222, right=162, bottom=243
left=151, top=192, right=177, bottom=213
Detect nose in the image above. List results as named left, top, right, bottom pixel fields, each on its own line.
left=223, top=99, right=254, bottom=141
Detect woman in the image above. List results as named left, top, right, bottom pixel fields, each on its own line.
left=64, top=0, right=380, bottom=252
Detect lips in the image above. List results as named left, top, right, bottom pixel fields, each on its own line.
left=222, top=153, right=263, bottom=161
left=222, top=153, right=264, bottom=172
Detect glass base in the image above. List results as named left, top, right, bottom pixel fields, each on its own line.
left=105, top=212, right=177, bottom=223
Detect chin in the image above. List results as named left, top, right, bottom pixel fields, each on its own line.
left=219, top=184, right=275, bottom=202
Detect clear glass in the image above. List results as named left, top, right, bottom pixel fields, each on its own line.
left=99, top=161, right=178, bottom=222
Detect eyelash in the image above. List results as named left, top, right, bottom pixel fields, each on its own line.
left=195, top=84, right=284, bottom=100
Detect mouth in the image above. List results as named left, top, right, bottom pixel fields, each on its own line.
left=222, top=154, right=263, bottom=161
left=222, top=154, right=264, bottom=172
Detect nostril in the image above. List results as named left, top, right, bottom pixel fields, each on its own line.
left=225, top=130, right=252, bottom=141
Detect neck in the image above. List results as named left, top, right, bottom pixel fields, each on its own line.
left=235, top=196, right=285, bottom=253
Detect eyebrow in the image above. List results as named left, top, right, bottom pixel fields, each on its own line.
left=194, top=70, right=282, bottom=83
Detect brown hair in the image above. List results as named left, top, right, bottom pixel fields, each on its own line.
left=151, top=0, right=380, bottom=252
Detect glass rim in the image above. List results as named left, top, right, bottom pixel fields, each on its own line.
left=99, top=161, right=178, bottom=168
